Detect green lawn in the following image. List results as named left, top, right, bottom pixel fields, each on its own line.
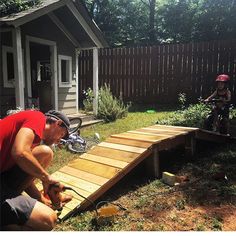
left=50, top=108, right=236, bottom=231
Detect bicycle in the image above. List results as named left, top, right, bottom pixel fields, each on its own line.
left=59, top=117, right=100, bottom=153
left=203, top=99, right=230, bottom=135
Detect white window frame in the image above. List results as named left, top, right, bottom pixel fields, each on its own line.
left=2, top=45, right=15, bottom=88
left=58, top=55, right=72, bottom=88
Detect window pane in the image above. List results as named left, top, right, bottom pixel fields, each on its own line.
left=7, top=52, right=14, bottom=81
left=61, top=59, right=67, bottom=82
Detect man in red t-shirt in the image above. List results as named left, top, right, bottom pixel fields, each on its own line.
left=0, top=110, right=71, bottom=230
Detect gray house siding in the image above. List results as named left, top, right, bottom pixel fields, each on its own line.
left=0, top=32, right=16, bottom=117
left=21, top=14, right=77, bottom=114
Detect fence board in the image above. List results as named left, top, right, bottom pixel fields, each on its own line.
left=78, top=40, right=236, bottom=105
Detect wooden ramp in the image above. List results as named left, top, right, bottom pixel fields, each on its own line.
left=38, top=124, right=231, bottom=220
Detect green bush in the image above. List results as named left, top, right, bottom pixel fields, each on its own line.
left=97, top=84, right=130, bottom=122
left=82, top=84, right=130, bottom=122
left=157, top=93, right=236, bottom=128
left=83, top=87, right=94, bottom=112
left=157, top=93, right=211, bottom=128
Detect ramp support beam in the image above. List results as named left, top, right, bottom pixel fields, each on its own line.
left=185, top=133, right=196, bottom=158
left=145, top=147, right=160, bottom=178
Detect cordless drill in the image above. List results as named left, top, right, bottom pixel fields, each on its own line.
left=47, top=183, right=67, bottom=210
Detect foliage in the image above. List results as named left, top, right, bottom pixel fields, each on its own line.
left=82, top=0, right=236, bottom=46
left=157, top=93, right=210, bottom=128
left=83, top=88, right=94, bottom=112
left=82, top=84, right=130, bottom=122
left=0, top=0, right=41, bottom=17
left=97, top=84, right=130, bottom=122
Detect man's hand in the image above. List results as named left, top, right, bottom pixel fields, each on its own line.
left=39, top=191, right=53, bottom=208
left=42, top=175, right=59, bottom=194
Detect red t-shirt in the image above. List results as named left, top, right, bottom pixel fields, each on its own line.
left=0, top=110, right=46, bottom=172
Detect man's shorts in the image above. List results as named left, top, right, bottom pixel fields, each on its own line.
left=0, top=166, right=37, bottom=227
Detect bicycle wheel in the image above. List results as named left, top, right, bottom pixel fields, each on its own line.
left=67, top=142, right=86, bottom=153
left=83, top=137, right=100, bottom=152
left=69, top=117, right=82, bottom=135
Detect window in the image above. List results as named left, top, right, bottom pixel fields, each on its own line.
left=2, top=46, right=15, bottom=88
left=58, top=55, right=72, bottom=87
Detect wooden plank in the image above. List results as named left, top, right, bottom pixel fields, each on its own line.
left=62, top=198, right=83, bottom=211
left=196, top=129, right=230, bottom=143
left=98, top=142, right=147, bottom=153
left=140, top=127, right=188, bottom=135
left=58, top=207, right=71, bottom=220
left=76, top=149, right=153, bottom=212
left=87, top=146, right=140, bottom=162
left=81, top=153, right=129, bottom=169
left=59, top=166, right=109, bottom=186
left=153, top=124, right=199, bottom=131
left=68, top=158, right=121, bottom=179
left=128, top=130, right=174, bottom=137
left=105, top=137, right=152, bottom=148
left=111, top=133, right=167, bottom=143
left=51, top=171, right=100, bottom=193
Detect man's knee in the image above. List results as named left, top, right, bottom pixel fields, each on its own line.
left=32, top=145, right=54, bottom=168
left=27, top=202, right=57, bottom=230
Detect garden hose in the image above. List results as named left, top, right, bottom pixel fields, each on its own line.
left=59, top=184, right=127, bottom=225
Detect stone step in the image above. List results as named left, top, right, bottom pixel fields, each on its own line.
left=68, top=113, right=103, bottom=129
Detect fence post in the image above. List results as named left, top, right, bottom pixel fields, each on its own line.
left=93, top=47, right=98, bottom=115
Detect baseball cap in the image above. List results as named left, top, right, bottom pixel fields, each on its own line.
left=45, top=110, right=70, bottom=137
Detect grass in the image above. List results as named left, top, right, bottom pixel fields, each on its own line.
left=50, top=106, right=236, bottom=231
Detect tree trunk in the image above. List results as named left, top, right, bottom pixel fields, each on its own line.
left=148, top=0, right=156, bottom=43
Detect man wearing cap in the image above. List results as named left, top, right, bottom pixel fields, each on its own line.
left=0, top=109, right=71, bottom=230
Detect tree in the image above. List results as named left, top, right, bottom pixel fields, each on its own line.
left=194, top=0, right=236, bottom=41
left=0, top=0, right=41, bottom=17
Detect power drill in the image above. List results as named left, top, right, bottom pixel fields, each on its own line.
left=47, top=183, right=67, bottom=210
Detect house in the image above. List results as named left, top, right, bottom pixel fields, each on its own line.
left=0, top=0, right=108, bottom=117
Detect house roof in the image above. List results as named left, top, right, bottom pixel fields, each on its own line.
left=0, top=0, right=108, bottom=48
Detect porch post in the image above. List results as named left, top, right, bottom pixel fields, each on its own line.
left=12, top=27, right=25, bottom=108
left=75, top=48, right=79, bottom=113
left=93, top=47, right=99, bottom=116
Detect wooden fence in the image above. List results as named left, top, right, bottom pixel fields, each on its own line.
left=78, top=40, right=236, bottom=105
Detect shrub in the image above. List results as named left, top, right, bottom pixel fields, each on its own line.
left=97, top=84, right=130, bottom=122
left=82, top=84, right=130, bottom=122
left=157, top=93, right=211, bottom=128
left=157, top=93, right=236, bottom=128
left=83, top=88, right=94, bottom=112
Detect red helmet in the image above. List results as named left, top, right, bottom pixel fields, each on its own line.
left=215, top=74, right=230, bottom=82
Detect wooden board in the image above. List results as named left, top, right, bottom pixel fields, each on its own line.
left=68, top=158, right=121, bottom=179
left=153, top=124, right=199, bottom=131
left=111, top=132, right=167, bottom=143
left=87, top=146, right=141, bottom=162
left=105, top=137, right=152, bottom=148
left=138, top=127, right=188, bottom=135
left=98, top=142, right=148, bottom=153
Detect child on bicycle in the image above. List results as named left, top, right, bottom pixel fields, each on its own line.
left=204, top=74, right=231, bottom=134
